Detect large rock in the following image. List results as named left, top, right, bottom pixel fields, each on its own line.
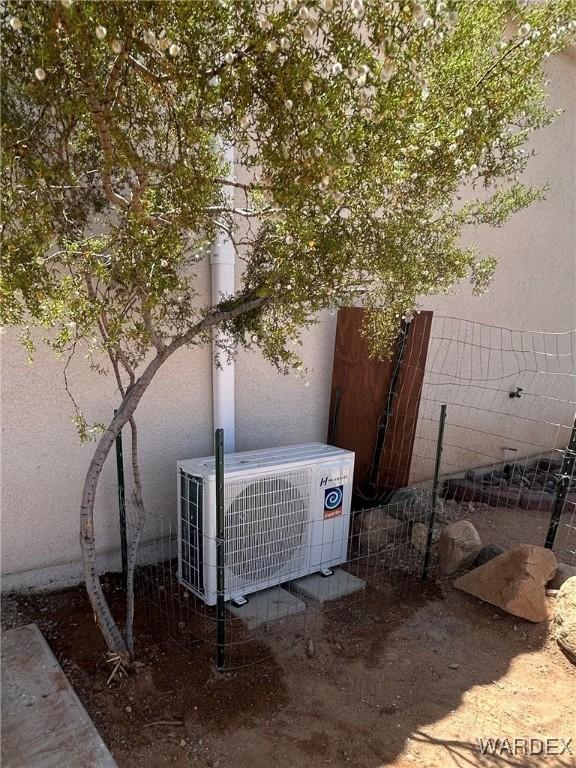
left=554, top=577, right=576, bottom=661
left=474, top=544, right=506, bottom=567
left=353, top=508, right=408, bottom=556
left=548, top=562, right=576, bottom=590
left=386, top=487, right=444, bottom=524
left=438, top=521, right=483, bottom=574
left=411, top=522, right=440, bottom=555
left=454, top=544, right=557, bottom=622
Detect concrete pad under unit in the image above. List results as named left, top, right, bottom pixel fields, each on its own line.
left=1, top=623, right=117, bottom=768
left=227, top=586, right=306, bottom=629
left=289, top=568, right=366, bottom=604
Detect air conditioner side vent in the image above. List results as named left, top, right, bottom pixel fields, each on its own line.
left=179, top=471, right=204, bottom=595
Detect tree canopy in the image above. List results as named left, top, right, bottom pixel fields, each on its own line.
left=3, top=0, right=575, bottom=390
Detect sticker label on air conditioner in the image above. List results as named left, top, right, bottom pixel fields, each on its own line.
left=323, top=485, right=343, bottom=518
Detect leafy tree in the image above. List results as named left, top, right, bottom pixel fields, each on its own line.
left=2, top=0, right=574, bottom=664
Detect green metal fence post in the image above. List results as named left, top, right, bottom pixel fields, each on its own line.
left=545, top=414, right=576, bottom=550
left=215, top=428, right=226, bottom=671
left=114, top=409, right=128, bottom=587
left=422, top=404, right=447, bottom=582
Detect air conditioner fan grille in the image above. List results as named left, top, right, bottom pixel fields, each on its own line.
left=225, top=470, right=311, bottom=585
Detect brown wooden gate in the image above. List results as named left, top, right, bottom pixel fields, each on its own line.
left=327, top=308, right=433, bottom=497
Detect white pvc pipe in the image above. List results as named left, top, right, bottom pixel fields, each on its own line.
left=211, top=143, right=236, bottom=453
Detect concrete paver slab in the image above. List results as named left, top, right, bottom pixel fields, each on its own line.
left=227, top=586, right=306, bottom=629
left=289, top=568, right=366, bottom=603
left=1, top=623, right=117, bottom=768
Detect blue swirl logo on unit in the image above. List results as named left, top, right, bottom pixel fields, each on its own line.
left=323, top=485, right=343, bottom=518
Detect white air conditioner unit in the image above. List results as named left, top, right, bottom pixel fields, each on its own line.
left=177, top=443, right=354, bottom=605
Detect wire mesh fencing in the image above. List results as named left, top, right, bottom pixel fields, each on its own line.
left=407, top=317, right=576, bottom=567
left=130, top=455, right=437, bottom=670
left=128, top=316, right=576, bottom=670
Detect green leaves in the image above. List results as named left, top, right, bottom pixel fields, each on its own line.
left=1, top=0, right=574, bottom=391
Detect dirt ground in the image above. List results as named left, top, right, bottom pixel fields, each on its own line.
left=2, top=574, right=575, bottom=768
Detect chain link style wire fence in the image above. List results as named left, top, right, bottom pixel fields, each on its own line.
left=128, top=317, right=576, bottom=670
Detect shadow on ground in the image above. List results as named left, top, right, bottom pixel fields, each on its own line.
left=2, top=575, right=574, bottom=768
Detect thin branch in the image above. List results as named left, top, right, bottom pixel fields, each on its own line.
left=167, top=294, right=268, bottom=355
left=205, top=43, right=256, bottom=79
left=78, top=291, right=269, bottom=656
left=62, top=340, right=81, bottom=416
left=12, top=104, right=49, bottom=148
left=105, top=41, right=132, bottom=102
left=85, top=275, right=136, bottom=380
left=206, top=206, right=277, bottom=218
left=130, top=167, right=149, bottom=212
left=213, top=176, right=267, bottom=192
left=87, top=100, right=130, bottom=211
left=474, top=38, right=525, bottom=89
left=126, top=55, right=173, bottom=84
left=109, top=353, right=128, bottom=398
left=86, top=78, right=130, bottom=211
left=142, top=305, right=166, bottom=355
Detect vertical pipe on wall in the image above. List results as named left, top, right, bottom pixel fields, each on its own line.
left=211, top=142, right=236, bottom=453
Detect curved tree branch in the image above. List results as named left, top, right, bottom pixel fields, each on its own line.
left=80, top=294, right=267, bottom=654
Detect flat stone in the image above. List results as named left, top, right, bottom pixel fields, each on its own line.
left=385, top=487, right=443, bottom=524
left=438, top=521, right=483, bottom=575
left=226, top=587, right=305, bottom=629
left=554, top=577, right=576, bottom=662
left=520, top=490, right=556, bottom=511
left=548, top=563, right=576, bottom=590
left=443, top=479, right=523, bottom=508
left=523, top=491, right=576, bottom=512
left=289, top=568, right=365, bottom=604
left=1, top=623, right=117, bottom=768
left=532, top=457, right=563, bottom=473
left=454, top=544, right=557, bottom=623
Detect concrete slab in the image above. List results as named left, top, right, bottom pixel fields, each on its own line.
left=289, top=568, right=366, bottom=604
left=227, top=586, right=306, bottom=629
left=1, top=623, right=117, bottom=768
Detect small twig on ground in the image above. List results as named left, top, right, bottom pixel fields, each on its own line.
left=306, top=638, right=315, bottom=658
left=106, top=651, right=129, bottom=686
left=143, top=720, right=184, bottom=728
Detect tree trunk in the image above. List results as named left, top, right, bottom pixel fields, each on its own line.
left=125, top=417, right=146, bottom=657
left=79, top=355, right=165, bottom=655
left=79, top=296, right=266, bottom=655
left=125, top=504, right=145, bottom=656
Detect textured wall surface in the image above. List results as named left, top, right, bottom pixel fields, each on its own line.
left=0, top=300, right=337, bottom=589
left=409, top=51, right=576, bottom=482
left=420, top=51, right=576, bottom=333
left=1, top=51, right=574, bottom=590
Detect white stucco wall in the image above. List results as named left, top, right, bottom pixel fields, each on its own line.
left=1, top=51, right=574, bottom=590
left=421, top=50, right=576, bottom=332
left=409, top=50, right=576, bottom=482
left=0, top=293, right=337, bottom=590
